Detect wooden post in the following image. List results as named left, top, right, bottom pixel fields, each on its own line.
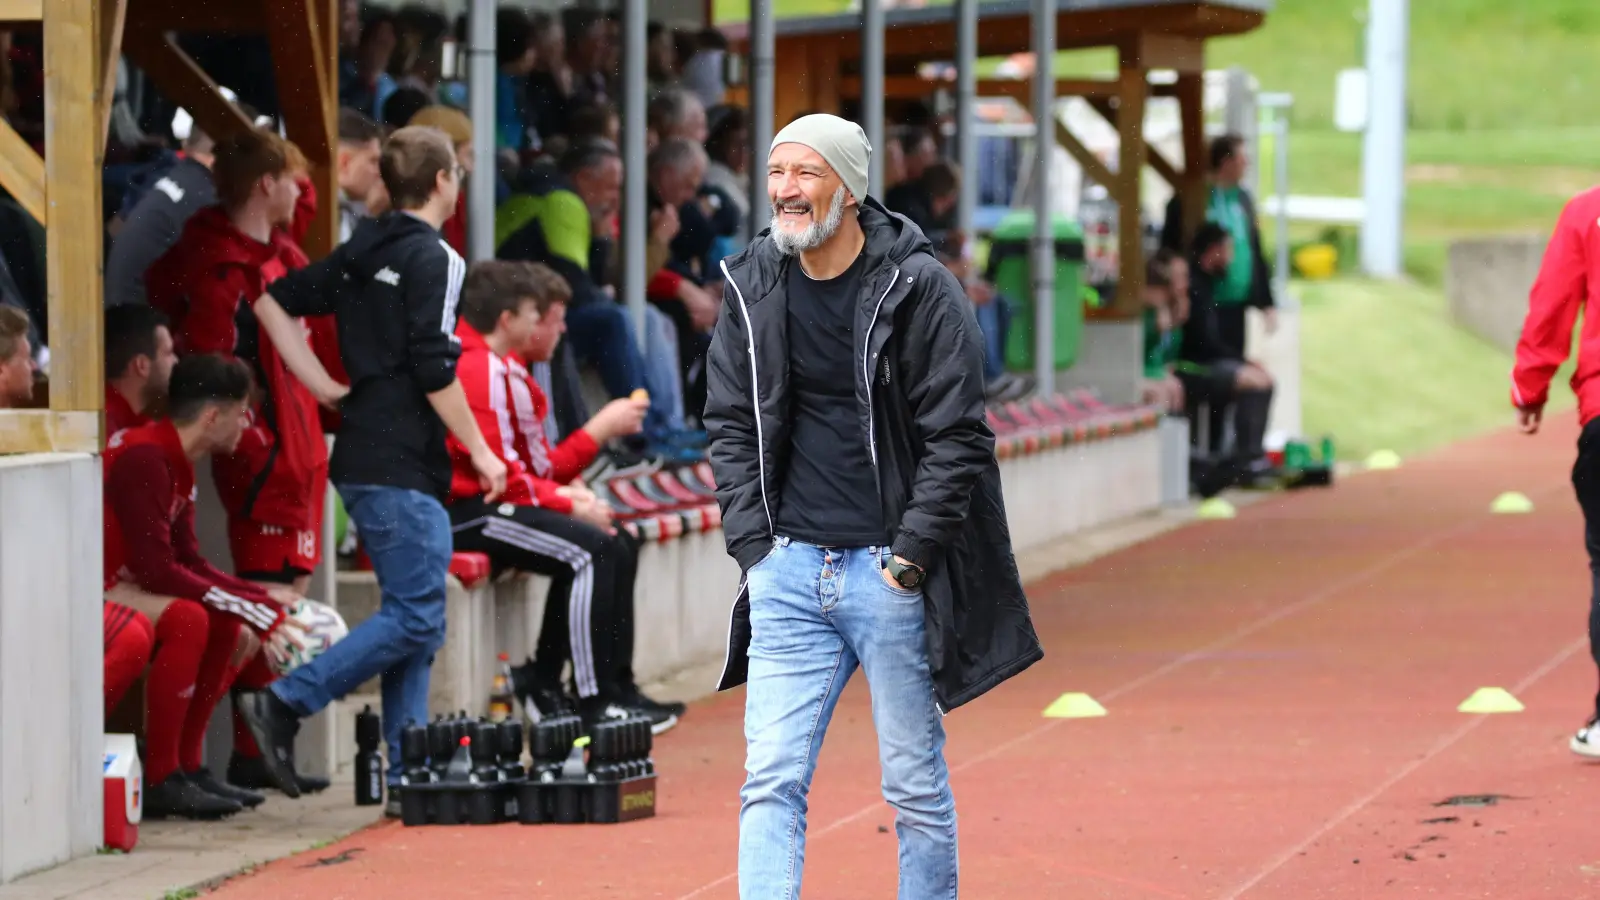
left=43, top=0, right=104, bottom=445
left=267, top=0, right=338, bottom=258
left=1111, top=59, right=1146, bottom=317
left=1176, top=71, right=1208, bottom=255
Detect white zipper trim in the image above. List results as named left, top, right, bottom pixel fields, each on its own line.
left=862, top=267, right=900, bottom=468
left=720, top=259, right=774, bottom=534
left=717, top=576, right=747, bottom=687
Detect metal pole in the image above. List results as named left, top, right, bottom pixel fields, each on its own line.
left=1360, top=0, right=1407, bottom=277
left=1031, top=0, right=1055, bottom=398
left=861, top=0, right=885, bottom=194
left=747, top=0, right=775, bottom=238
left=1273, top=109, right=1291, bottom=294
left=954, top=0, right=977, bottom=249
left=621, top=0, right=647, bottom=335
left=466, top=0, right=495, bottom=263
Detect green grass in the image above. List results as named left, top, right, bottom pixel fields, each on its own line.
left=1295, top=276, right=1576, bottom=461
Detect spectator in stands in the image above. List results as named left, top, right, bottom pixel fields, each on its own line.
left=104, top=304, right=178, bottom=435
left=380, top=86, right=432, bottom=132
left=1160, top=133, right=1276, bottom=355
left=707, top=113, right=1040, bottom=898
left=104, top=120, right=217, bottom=308
left=496, top=140, right=689, bottom=456
left=336, top=108, right=385, bottom=244
left=648, top=87, right=709, bottom=147
left=102, top=354, right=304, bottom=819
left=562, top=9, right=610, bottom=109
left=340, top=11, right=398, bottom=121
left=145, top=127, right=331, bottom=597
left=646, top=138, right=724, bottom=423
left=1139, top=249, right=1186, bottom=414
left=0, top=304, right=34, bottom=408
left=1177, top=222, right=1275, bottom=478
left=522, top=11, right=572, bottom=151
left=235, top=125, right=508, bottom=802
left=408, top=105, right=475, bottom=255
left=704, top=105, right=750, bottom=225
left=680, top=28, right=729, bottom=110
left=446, top=260, right=684, bottom=732
left=495, top=6, right=538, bottom=155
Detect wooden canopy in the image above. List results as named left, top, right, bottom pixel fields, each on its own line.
left=723, top=0, right=1270, bottom=316
left=0, top=0, right=341, bottom=455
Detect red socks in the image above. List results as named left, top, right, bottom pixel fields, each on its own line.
left=103, top=603, right=154, bottom=711
left=231, top=652, right=277, bottom=759
left=178, top=607, right=244, bottom=774
left=144, top=600, right=210, bottom=785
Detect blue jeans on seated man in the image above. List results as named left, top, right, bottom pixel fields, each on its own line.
left=739, top=537, right=957, bottom=900
left=564, top=299, right=684, bottom=440
left=974, top=294, right=1012, bottom=383
left=271, top=483, right=453, bottom=785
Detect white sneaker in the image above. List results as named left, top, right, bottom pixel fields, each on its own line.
left=1570, top=718, right=1600, bottom=759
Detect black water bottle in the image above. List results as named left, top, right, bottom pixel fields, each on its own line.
left=354, top=704, right=383, bottom=806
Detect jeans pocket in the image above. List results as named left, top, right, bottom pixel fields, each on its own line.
left=876, top=551, right=924, bottom=600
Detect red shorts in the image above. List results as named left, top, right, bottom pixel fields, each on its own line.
left=230, top=471, right=327, bottom=580
left=103, top=600, right=151, bottom=647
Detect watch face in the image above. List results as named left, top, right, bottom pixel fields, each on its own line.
left=896, top=563, right=924, bottom=589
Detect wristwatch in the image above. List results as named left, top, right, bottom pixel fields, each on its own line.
left=885, top=556, right=925, bottom=590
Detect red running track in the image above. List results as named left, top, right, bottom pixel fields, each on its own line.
left=208, top=420, right=1600, bottom=899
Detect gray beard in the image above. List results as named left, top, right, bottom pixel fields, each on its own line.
left=770, top=187, right=847, bottom=255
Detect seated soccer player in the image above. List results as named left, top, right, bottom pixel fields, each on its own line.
left=447, top=259, right=686, bottom=733
left=103, top=354, right=305, bottom=819
left=1139, top=249, right=1187, bottom=414
left=0, top=305, right=37, bottom=409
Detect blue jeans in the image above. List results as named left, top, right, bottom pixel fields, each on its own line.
left=564, top=300, right=680, bottom=438
left=641, top=304, right=686, bottom=434
left=272, top=483, right=452, bottom=785
left=974, top=294, right=1012, bottom=383
left=739, top=537, right=957, bottom=900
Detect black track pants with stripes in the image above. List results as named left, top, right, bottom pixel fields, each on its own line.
left=449, top=498, right=639, bottom=699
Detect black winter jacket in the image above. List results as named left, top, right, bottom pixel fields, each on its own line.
left=704, top=199, right=1043, bottom=713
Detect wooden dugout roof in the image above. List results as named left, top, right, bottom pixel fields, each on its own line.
left=0, top=0, right=340, bottom=455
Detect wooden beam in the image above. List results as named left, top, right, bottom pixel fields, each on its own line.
left=1084, top=96, right=1184, bottom=187
left=122, top=29, right=255, bottom=144
left=1053, top=119, right=1116, bottom=191
left=1112, top=64, right=1147, bottom=318
left=0, top=0, right=41, bottom=21
left=266, top=0, right=338, bottom=257
left=1121, top=32, right=1204, bottom=73
left=99, top=0, right=128, bottom=146
left=1175, top=72, right=1208, bottom=254
left=123, top=0, right=264, bottom=33
left=43, top=0, right=104, bottom=415
left=0, top=115, right=45, bottom=225
left=0, top=410, right=101, bottom=454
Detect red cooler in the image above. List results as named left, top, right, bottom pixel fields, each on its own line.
left=103, top=733, right=142, bottom=852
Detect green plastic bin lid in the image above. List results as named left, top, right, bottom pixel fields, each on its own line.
left=990, top=209, right=1084, bottom=243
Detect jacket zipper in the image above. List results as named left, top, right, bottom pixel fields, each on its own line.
left=720, top=260, right=773, bottom=535
left=862, top=267, right=900, bottom=468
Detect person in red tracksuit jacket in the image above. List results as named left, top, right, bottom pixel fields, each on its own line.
left=1512, top=184, right=1600, bottom=759
left=144, top=127, right=335, bottom=796
left=102, top=355, right=303, bottom=820
left=443, top=259, right=685, bottom=733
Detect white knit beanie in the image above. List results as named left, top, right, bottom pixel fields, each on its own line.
left=769, top=113, right=872, bottom=204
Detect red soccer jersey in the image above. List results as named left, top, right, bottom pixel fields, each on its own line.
left=144, top=182, right=331, bottom=531
left=1513, top=185, right=1600, bottom=425
left=104, top=385, right=150, bottom=441
left=102, top=421, right=285, bottom=635
left=447, top=323, right=599, bottom=512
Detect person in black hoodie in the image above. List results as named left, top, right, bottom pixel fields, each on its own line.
left=1177, top=222, right=1276, bottom=477
left=705, top=114, right=1041, bottom=899
left=230, top=125, right=508, bottom=811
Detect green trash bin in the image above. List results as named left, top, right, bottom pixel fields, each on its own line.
left=985, top=210, right=1087, bottom=373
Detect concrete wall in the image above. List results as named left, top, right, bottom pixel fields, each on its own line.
left=0, top=454, right=103, bottom=884
left=1446, top=235, right=1544, bottom=356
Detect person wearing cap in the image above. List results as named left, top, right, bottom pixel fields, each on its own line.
left=705, top=113, right=1043, bottom=898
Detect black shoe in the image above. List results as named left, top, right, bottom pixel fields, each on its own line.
left=144, top=773, right=242, bottom=820
left=233, top=689, right=304, bottom=799
left=618, top=685, right=687, bottom=721
left=581, top=694, right=678, bottom=736
left=510, top=662, right=578, bottom=723
left=187, top=767, right=264, bottom=808
left=227, top=753, right=331, bottom=795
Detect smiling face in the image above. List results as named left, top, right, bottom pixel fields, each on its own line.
left=767, top=143, right=853, bottom=255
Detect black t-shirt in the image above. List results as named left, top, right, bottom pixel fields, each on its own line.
left=775, top=253, right=884, bottom=547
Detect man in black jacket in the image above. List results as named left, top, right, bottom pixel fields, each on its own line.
left=232, top=126, right=508, bottom=808
left=705, top=113, right=1042, bottom=899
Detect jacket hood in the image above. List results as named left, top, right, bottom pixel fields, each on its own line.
left=173, top=205, right=290, bottom=273
left=723, top=196, right=935, bottom=299
left=341, top=211, right=444, bottom=282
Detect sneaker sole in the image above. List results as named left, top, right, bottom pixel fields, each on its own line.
left=651, top=714, right=678, bottom=736
left=1571, top=737, right=1600, bottom=759
left=235, top=694, right=302, bottom=800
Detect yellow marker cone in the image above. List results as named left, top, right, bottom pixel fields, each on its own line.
left=1366, top=449, right=1402, bottom=470
left=1457, top=687, right=1524, bottom=714
left=1043, top=692, right=1107, bottom=719
left=1491, top=492, right=1534, bottom=515
left=1196, top=497, right=1236, bottom=520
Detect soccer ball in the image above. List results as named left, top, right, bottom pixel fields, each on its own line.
left=269, top=598, right=350, bottom=676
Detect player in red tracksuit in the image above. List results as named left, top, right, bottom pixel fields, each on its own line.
left=443, top=260, right=684, bottom=733
left=1512, top=184, right=1600, bottom=759
left=102, top=355, right=302, bottom=819
left=145, top=129, right=336, bottom=795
